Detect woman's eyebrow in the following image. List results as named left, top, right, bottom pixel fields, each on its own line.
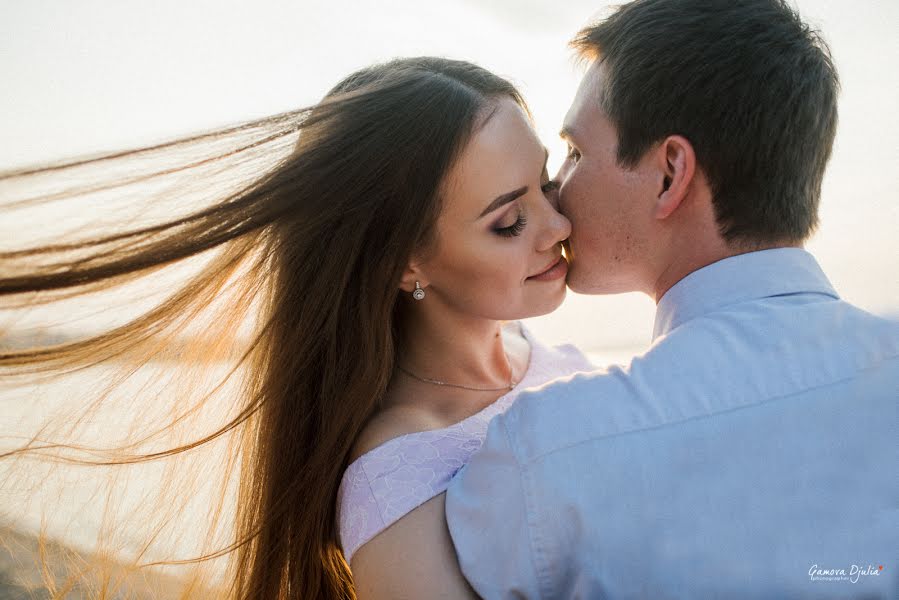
left=477, top=147, right=549, bottom=219
left=478, top=186, right=528, bottom=218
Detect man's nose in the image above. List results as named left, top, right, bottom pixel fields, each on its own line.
left=553, top=163, right=571, bottom=214
left=554, top=160, right=571, bottom=186
left=546, top=181, right=561, bottom=212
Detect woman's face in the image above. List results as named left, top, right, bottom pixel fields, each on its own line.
left=415, top=97, right=572, bottom=321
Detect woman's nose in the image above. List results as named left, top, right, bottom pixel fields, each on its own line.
left=537, top=195, right=571, bottom=251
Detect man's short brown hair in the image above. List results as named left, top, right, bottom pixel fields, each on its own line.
left=572, top=0, right=839, bottom=244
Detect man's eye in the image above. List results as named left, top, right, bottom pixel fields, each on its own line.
left=541, top=180, right=560, bottom=193
left=567, top=145, right=581, bottom=163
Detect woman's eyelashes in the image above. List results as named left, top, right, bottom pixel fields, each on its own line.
left=493, top=179, right=556, bottom=237
left=494, top=212, right=527, bottom=237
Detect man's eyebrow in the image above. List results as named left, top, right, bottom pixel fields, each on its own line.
left=478, top=186, right=528, bottom=219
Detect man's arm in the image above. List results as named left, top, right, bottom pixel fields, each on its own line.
left=444, top=413, right=544, bottom=599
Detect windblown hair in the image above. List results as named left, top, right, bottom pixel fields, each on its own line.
left=572, top=0, right=840, bottom=244
left=0, top=56, right=524, bottom=599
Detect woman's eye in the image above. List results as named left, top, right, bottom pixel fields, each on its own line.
left=566, top=145, right=581, bottom=163
left=541, top=180, right=560, bottom=193
left=494, top=213, right=527, bottom=237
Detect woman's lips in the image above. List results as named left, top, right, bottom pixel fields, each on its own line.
left=528, top=255, right=568, bottom=282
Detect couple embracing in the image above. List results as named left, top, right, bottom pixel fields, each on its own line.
left=333, top=1, right=897, bottom=598
left=6, top=0, right=895, bottom=598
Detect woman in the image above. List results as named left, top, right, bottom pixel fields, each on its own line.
left=1, top=57, right=591, bottom=598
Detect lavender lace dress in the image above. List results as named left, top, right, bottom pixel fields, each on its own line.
left=336, top=323, right=594, bottom=563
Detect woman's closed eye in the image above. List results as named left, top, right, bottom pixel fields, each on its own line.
left=493, top=167, right=555, bottom=237
left=494, top=212, right=527, bottom=237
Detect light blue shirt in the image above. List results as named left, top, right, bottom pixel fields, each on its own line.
left=446, top=248, right=898, bottom=599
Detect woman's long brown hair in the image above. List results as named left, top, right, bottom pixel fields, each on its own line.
left=0, top=57, right=525, bottom=598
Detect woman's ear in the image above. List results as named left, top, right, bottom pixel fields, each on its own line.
left=654, top=135, right=696, bottom=221
left=398, top=263, right=428, bottom=293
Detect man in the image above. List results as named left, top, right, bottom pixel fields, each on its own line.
left=445, top=0, right=898, bottom=598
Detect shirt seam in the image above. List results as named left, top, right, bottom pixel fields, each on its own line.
left=503, top=415, right=551, bottom=599
left=519, top=355, right=897, bottom=466
left=655, top=289, right=840, bottom=340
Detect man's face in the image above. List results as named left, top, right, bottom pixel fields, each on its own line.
left=556, top=61, right=659, bottom=295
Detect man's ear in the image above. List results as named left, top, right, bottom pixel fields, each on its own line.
left=654, top=135, right=696, bottom=221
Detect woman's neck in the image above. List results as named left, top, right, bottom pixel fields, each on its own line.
left=397, top=304, right=514, bottom=390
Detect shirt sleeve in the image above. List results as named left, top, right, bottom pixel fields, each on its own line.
left=444, top=412, right=543, bottom=599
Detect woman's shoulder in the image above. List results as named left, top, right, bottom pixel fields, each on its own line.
left=338, top=405, right=487, bottom=563
left=348, top=403, right=446, bottom=463
left=348, top=492, right=477, bottom=598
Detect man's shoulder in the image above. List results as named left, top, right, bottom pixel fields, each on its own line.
left=498, top=344, right=698, bottom=465
left=499, top=302, right=899, bottom=466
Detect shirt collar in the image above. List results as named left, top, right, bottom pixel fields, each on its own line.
left=652, top=248, right=839, bottom=340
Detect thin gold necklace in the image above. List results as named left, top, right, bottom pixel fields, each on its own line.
left=396, top=358, right=517, bottom=392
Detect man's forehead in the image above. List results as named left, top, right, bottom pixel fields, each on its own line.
left=563, top=62, right=605, bottom=137
left=580, top=61, right=606, bottom=108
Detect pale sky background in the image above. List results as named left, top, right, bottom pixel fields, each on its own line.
left=1, top=0, right=897, bottom=354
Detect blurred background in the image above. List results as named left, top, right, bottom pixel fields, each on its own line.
left=2, top=0, right=897, bottom=355
left=1, top=0, right=897, bottom=595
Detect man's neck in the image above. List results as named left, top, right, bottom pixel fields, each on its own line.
left=651, top=240, right=803, bottom=303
